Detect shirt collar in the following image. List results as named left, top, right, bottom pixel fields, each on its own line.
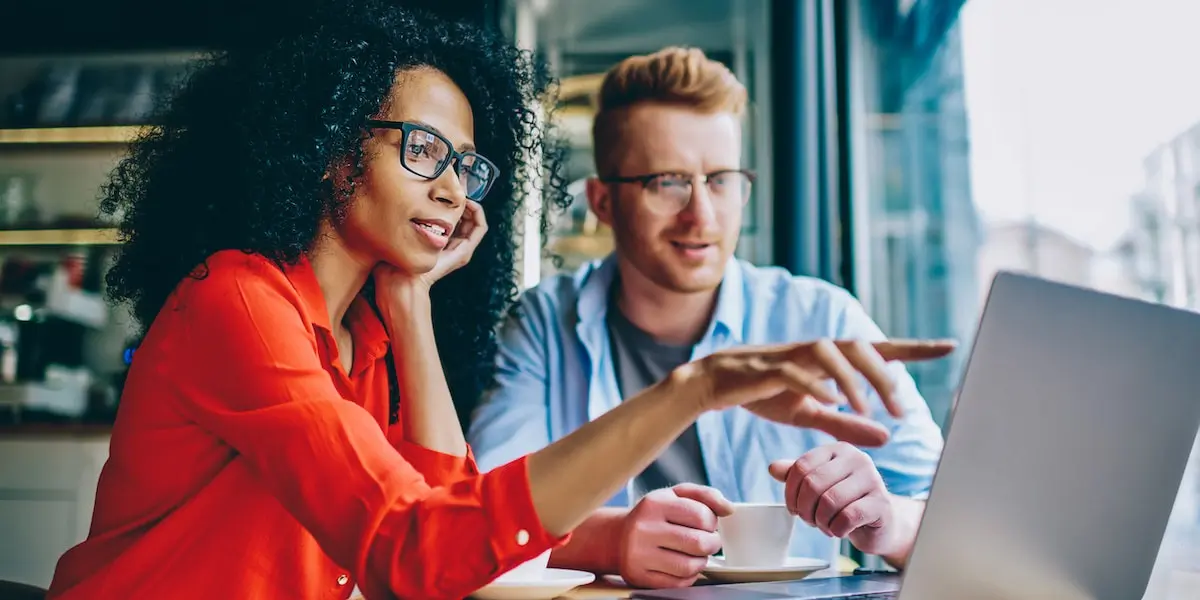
left=576, top=253, right=745, bottom=344
left=283, top=255, right=332, bottom=331
left=712, top=257, right=745, bottom=343
left=283, top=255, right=390, bottom=374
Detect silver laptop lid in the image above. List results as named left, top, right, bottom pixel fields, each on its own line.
left=898, top=272, right=1200, bottom=600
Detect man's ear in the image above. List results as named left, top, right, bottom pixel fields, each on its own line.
left=586, top=177, right=615, bottom=227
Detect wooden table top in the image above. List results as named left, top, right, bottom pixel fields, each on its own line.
left=350, top=570, right=857, bottom=599
left=344, top=565, right=1200, bottom=600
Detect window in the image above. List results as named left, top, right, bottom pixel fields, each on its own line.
left=845, top=0, right=977, bottom=429
left=844, top=0, right=1200, bottom=593
left=504, top=0, right=773, bottom=280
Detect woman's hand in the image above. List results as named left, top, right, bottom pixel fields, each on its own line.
left=524, top=337, right=955, bottom=538
left=368, top=201, right=487, bottom=459
left=681, top=339, right=956, bottom=446
left=422, top=199, right=488, bottom=286
left=374, top=200, right=488, bottom=311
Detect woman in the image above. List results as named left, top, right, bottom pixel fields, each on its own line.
left=46, top=2, right=953, bottom=599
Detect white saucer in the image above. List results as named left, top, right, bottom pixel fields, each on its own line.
left=470, top=568, right=596, bottom=600
left=702, top=556, right=829, bottom=584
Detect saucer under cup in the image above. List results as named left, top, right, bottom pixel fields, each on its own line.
left=494, top=550, right=551, bottom=583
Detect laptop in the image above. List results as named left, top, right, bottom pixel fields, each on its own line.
left=635, top=272, right=1200, bottom=600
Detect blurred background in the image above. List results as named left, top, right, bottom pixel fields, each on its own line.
left=0, top=0, right=1198, bottom=596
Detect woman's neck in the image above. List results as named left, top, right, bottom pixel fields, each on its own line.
left=308, top=234, right=373, bottom=329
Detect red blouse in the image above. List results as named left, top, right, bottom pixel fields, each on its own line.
left=47, top=250, right=565, bottom=599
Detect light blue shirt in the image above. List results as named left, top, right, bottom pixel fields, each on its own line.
left=468, top=255, right=944, bottom=564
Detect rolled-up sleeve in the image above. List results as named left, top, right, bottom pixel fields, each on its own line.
left=164, top=265, right=566, bottom=599
left=394, top=438, right=480, bottom=487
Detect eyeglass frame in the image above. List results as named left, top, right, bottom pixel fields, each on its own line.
left=365, top=119, right=500, bottom=201
left=598, top=169, right=757, bottom=213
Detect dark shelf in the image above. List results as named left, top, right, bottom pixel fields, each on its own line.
left=0, top=0, right=498, bottom=55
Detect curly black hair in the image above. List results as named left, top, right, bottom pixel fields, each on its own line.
left=100, top=0, right=569, bottom=423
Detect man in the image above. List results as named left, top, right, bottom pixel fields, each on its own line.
left=468, top=47, right=943, bottom=589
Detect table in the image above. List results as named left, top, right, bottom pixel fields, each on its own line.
left=351, top=568, right=1200, bottom=600
left=558, top=569, right=1200, bottom=600
left=349, top=569, right=850, bottom=599
left=345, top=576, right=656, bottom=599
left=347, top=578, right=636, bottom=600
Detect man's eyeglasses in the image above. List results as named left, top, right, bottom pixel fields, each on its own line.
left=366, top=119, right=499, bottom=202
left=599, top=170, right=755, bottom=215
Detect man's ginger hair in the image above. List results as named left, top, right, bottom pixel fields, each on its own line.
left=591, top=46, right=747, bottom=177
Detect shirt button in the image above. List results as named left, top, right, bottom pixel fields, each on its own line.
left=516, top=529, right=530, bottom=546
left=336, top=574, right=348, bottom=586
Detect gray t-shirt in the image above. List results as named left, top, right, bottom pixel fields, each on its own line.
left=606, top=304, right=710, bottom=498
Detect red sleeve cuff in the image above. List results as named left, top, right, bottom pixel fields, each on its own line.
left=358, top=452, right=573, bottom=598
left=481, top=455, right=572, bottom=572
left=394, top=440, right=480, bottom=486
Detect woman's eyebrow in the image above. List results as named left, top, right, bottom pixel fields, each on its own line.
left=409, top=120, right=477, bottom=152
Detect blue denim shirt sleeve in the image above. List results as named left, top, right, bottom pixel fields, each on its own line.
left=467, top=296, right=553, bottom=473
left=831, top=289, right=943, bottom=499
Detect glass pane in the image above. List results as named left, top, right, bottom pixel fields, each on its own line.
left=848, top=0, right=1200, bottom=594
left=513, top=0, right=773, bottom=277
left=848, top=0, right=978, bottom=431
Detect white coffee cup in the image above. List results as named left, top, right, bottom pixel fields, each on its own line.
left=716, top=502, right=796, bottom=567
left=494, top=549, right=551, bottom=582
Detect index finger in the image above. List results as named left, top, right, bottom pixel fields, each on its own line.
left=460, top=200, right=488, bottom=240
left=672, top=483, right=734, bottom=519
left=873, top=339, right=957, bottom=362
left=663, top=496, right=722, bottom=531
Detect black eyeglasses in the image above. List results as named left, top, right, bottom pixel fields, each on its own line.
left=366, top=119, right=499, bottom=202
left=599, top=169, right=755, bottom=215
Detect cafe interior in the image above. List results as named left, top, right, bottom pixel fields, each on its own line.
left=1, top=0, right=1199, bottom=598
